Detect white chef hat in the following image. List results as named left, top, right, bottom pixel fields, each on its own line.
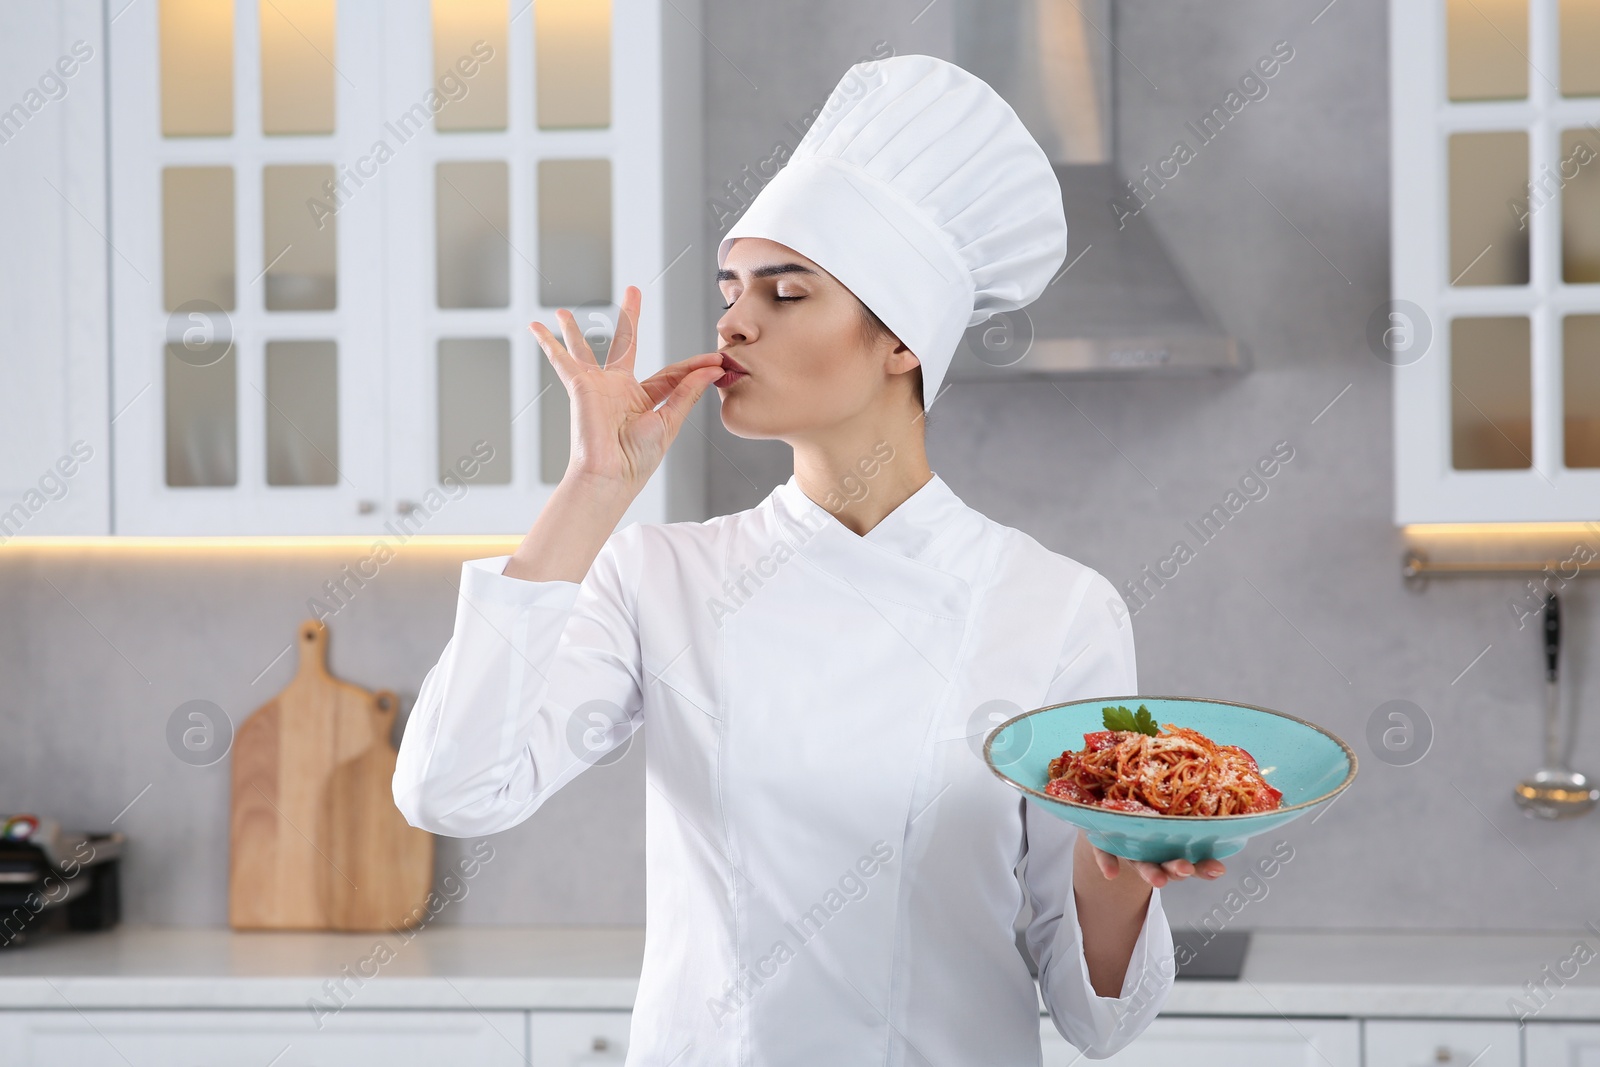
left=716, top=53, right=1068, bottom=412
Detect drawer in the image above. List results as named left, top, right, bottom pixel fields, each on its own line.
left=530, top=1011, right=632, bottom=1065
left=1040, top=1016, right=1361, bottom=1066
left=0, top=1009, right=527, bottom=1066
left=1526, top=1022, right=1600, bottom=1065
left=1365, top=1019, right=1520, bottom=1067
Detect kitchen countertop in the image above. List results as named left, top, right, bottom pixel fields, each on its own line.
left=2, top=927, right=1599, bottom=1020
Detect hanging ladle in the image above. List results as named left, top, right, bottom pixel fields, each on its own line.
left=1514, top=593, right=1599, bottom=818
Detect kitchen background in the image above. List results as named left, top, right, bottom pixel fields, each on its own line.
left=3, top=0, right=1596, bottom=940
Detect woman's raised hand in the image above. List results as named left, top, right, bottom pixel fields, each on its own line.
left=531, top=285, right=726, bottom=495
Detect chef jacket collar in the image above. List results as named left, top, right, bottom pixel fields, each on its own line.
left=771, top=471, right=958, bottom=554
left=768, top=471, right=974, bottom=619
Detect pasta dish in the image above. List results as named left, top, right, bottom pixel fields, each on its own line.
left=1043, top=707, right=1284, bottom=816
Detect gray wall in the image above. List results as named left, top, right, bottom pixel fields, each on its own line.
left=3, top=0, right=1596, bottom=935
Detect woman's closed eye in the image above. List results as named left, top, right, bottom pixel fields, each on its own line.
left=720, top=292, right=806, bottom=310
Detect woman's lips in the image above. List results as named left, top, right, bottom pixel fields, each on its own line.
left=715, top=353, right=749, bottom=388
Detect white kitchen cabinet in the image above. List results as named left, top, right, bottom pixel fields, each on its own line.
left=0, top=0, right=110, bottom=540
left=0, top=1009, right=527, bottom=1066
left=1366, top=1019, right=1521, bottom=1067
left=105, top=0, right=707, bottom=536
left=1528, top=1022, right=1600, bottom=1064
left=1040, top=1016, right=1361, bottom=1066
left=529, top=1010, right=632, bottom=1065
left=1389, top=0, right=1600, bottom=523
left=106, top=0, right=389, bottom=535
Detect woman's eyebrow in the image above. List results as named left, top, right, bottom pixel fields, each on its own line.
left=715, top=263, right=819, bottom=282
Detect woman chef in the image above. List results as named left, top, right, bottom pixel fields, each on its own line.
left=394, top=53, right=1225, bottom=1065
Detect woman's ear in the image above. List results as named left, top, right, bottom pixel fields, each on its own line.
left=888, top=344, right=919, bottom=370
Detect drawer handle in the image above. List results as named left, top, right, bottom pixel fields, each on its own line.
left=593, top=1036, right=609, bottom=1051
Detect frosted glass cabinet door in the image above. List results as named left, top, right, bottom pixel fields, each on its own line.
left=381, top=0, right=677, bottom=536
left=1391, top=0, right=1600, bottom=522
left=103, top=0, right=703, bottom=535
left=109, top=0, right=388, bottom=534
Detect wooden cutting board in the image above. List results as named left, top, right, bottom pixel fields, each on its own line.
left=229, top=619, right=434, bottom=931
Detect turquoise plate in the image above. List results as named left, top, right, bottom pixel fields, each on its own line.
left=983, top=695, right=1358, bottom=863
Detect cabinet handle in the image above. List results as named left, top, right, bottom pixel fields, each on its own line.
left=1434, top=1047, right=1453, bottom=1063
left=396, top=500, right=418, bottom=516
left=357, top=500, right=377, bottom=514
left=592, top=1036, right=609, bottom=1051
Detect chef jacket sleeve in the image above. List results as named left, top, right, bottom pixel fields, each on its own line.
left=1019, top=570, right=1176, bottom=1059
left=393, top=523, right=645, bottom=838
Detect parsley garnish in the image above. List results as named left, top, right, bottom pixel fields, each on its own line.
left=1102, top=703, right=1159, bottom=736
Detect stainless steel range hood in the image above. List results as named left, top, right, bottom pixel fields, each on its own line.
left=945, top=0, right=1246, bottom=381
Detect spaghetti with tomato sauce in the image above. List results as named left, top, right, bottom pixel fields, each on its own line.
left=1043, top=725, right=1284, bottom=816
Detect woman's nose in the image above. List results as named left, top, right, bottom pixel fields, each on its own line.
left=717, top=303, right=754, bottom=345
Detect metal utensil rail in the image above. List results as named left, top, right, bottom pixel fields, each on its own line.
left=1402, top=552, right=1600, bottom=578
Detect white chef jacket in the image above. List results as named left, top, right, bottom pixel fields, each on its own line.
left=394, top=471, right=1175, bottom=1065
